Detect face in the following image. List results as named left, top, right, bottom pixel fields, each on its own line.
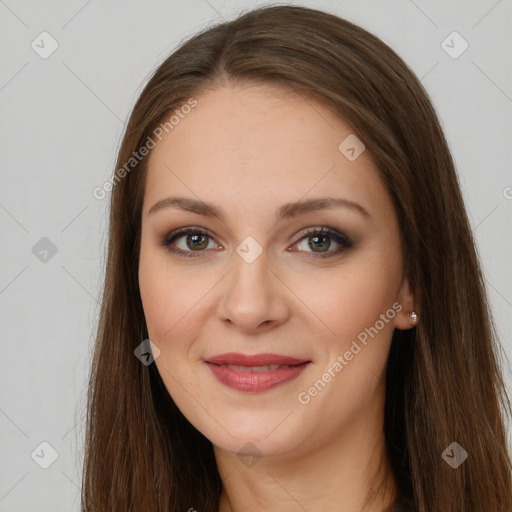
left=138, top=82, right=414, bottom=459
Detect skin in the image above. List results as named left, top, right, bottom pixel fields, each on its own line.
left=138, top=82, right=416, bottom=512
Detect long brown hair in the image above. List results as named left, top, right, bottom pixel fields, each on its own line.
left=81, top=5, right=512, bottom=511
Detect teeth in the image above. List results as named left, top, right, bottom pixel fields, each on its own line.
left=221, top=364, right=292, bottom=372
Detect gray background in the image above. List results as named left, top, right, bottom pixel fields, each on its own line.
left=1, top=0, right=511, bottom=510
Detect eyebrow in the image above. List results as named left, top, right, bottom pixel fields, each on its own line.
left=148, top=195, right=370, bottom=222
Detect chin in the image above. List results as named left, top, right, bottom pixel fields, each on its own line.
left=202, top=416, right=304, bottom=460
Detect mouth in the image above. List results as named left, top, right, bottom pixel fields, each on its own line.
left=204, top=352, right=312, bottom=392
left=212, top=363, right=302, bottom=371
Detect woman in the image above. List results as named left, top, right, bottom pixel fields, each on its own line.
left=81, top=5, right=512, bottom=511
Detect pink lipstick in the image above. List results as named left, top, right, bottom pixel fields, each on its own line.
left=204, top=352, right=311, bottom=392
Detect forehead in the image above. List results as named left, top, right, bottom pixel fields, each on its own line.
left=142, top=83, right=391, bottom=222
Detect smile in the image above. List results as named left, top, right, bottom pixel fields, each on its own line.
left=204, top=352, right=311, bottom=392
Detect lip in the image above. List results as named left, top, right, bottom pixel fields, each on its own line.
left=206, top=352, right=309, bottom=366
left=204, top=352, right=311, bottom=393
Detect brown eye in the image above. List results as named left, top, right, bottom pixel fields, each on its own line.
left=159, top=227, right=220, bottom=258
left=184, top=233, right=209, bottom=251
left=292, top=227, right=353, bottom=258
left=308, top=234, right=331, bottom=252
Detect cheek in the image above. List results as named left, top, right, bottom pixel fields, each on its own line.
left=284, top=257, right=401, bottom=352
left=139, top=243, right=193, bottom=347
left=138, top=242, right=221, bottom=363
left=139, top=250, right=212, bottom=431
left=291, top=270, right=398, bottom=430
left=139, top=251, right=172, bottom=341
left=139, top=256, right=205, bottom=404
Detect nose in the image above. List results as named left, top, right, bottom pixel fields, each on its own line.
left=217, top=248, right=290, bottom=333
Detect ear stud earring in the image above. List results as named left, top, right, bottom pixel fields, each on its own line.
left=409, top=311, right=418, bottom=324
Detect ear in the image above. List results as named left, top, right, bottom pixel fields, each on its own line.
left=393, top=277, right=418, bottom=330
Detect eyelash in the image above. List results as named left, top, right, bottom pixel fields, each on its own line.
left=158, top=226, right=353, bottom=259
